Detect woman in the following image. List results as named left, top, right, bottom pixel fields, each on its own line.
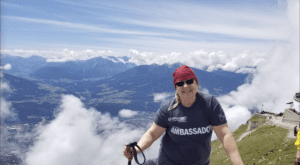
left=123, top=65, right=242, bottom=165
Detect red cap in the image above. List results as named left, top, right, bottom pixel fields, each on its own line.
left=173, top=65, right=198, bottom=86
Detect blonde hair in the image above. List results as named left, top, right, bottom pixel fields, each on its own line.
left=168, top=85, right=202, bottom=111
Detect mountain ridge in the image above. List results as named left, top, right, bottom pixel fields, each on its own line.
left=1, top=63, right=250, bottom=124
left=1, top=54, right=137, bottom=80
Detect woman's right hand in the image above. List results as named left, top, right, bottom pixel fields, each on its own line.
left=123, top=145, right=134, bottom=160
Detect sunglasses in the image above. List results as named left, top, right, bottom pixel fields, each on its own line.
left=175, top=79, right=194, bottom=87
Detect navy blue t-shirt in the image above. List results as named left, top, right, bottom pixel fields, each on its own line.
left=153, top=93, right=227, bottom=165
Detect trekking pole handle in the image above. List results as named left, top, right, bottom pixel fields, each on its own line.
left=125, top=144, right=133, bottom=165
left=125, top=142, right=146, bottom=165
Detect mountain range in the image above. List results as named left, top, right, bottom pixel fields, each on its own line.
left=1, top=54, right=136, bottom=80
left=1, top=55, right=252, bottom=125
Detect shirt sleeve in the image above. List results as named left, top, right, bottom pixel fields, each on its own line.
left=209, top=96, right=227, bottom=126
left=153, top=101, right=170, bottom=129
left=295, top=129, right=300, bottom=150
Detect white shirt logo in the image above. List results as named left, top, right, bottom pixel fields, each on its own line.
left=171, top=125, right=212, bottom=135
left=168, top=116, right=187, bottom=123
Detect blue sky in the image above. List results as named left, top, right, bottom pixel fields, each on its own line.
left=1, top=0, right=290, bottom=54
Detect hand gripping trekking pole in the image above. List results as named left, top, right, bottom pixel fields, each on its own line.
left=125, top=142, right=146, bottom=165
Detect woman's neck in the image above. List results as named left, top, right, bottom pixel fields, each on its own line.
left=180, top=95, right=196, bottom=107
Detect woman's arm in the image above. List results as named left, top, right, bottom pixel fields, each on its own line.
left=134, top=122, right=166, bottom=154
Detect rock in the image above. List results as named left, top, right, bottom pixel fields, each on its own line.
left=247, top=120, right=261, bottom=131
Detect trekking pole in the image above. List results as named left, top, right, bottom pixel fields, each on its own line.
left=125, top=142, right=146, bottom=165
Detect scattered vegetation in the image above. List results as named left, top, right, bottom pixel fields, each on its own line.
left=211, top=116, right=298, bottom=165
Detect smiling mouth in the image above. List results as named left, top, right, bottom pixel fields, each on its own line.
left=183, top=90, right=192, bottom=93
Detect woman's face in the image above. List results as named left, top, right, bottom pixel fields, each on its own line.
left=175, top=79, right=198, bottom=100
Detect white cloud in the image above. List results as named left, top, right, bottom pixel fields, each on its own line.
left=1, top=81, right=12, bottom=93
left=0, top=64, right=12, bottom=70
left=45, top=49, right=118, bottom=62
left=2, top=47, right=268, bottom=73
left=0, top=98, right=17, bottom=120
left=46, top=58, right=68, bottom=62
left=0, top=77, right=19, bottom=157
left=224, top=105, right=252, bottom=130
left=213, top=0, right=299, bottom=139
left=2, top=49, right=40, bottom=58
left=216, top=0, right=299, bottom=115
left=119, top=109, right=139, bottom=118
left=105, top=1, right=289, bottom=41
left=94, top=35, right=274, bottom=54
left=211, top=105, right=251, bottom=141
left=26, top=95, right=102, bottom=165
left=51, top=1, right=289, bottom=40
left=0, top=77, right=16, bottom=121
left=153, top=92, right=173, bottom=103
left=236, top=68, right=256, bottom=74
left=127, top=49, right=266, bottom=73
left=24, top=95, right=158, bottom=165
left=1, top=49, right=127, bottom=63
left=3, top=1, right=290, bottom=56
left=0, top=74, right=23, bottom=156
left=3, top=48, right=267, bottom=73
left=5, top=16, right=176, bottom=37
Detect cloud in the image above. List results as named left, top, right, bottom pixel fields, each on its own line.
left=128, top=49, right=266, bottom=73
left=45, top=49, right=121, bottom=62
left=224, top=105, right=252, bottom=130
left=2, top=47, right=267, bottom=74
left=1, top=49, right=126, bottom=63
left=1, top=81, right=12, bottom=93
left=3, top=0, right=290, bottom=58
left=5, top=16, right=176, bottom=37
left=216, top=0, right=299, bottom=117
left=212, top=0, right=299, bottom=138
left=0, top=98, right=17, bottom=121
left=211, top=105, right=251, bottom=141
left=25, top=95, right=102, bottom=165
left=0, top=75, right=16, bottom=121
left=153, top=92, right=173, bottom=103
left=112, top=8, right=289, bottom=41
left=0, top=75, right=20, bottom=157
left=56, top=0, right=289, bottom=41
left=2, top=48, right=268, bottom=73
left=119, top=109, right=139, bottom=118
left=0, top=64, right=12, bottom=70
left=24, top=95, right=159, bottom=165
left=236, top=68, right=256, bottom=74
left=2, top=49, right=40, bottom=58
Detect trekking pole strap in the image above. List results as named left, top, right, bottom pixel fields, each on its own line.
left=125, top=142, right=146, bottom=165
